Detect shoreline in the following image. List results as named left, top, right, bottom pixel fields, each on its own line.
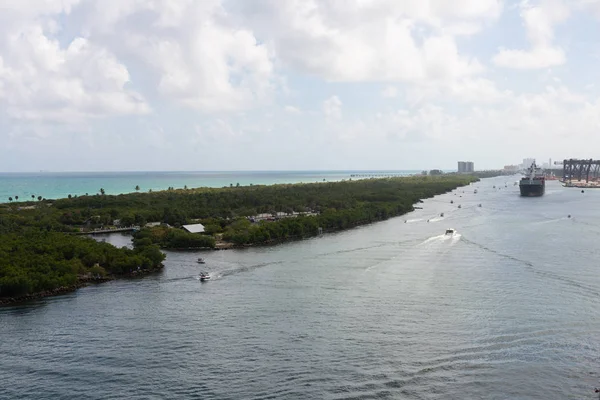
left=0, top=265, right=164, bottom=307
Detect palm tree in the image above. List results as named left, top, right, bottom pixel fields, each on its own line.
left=37, top=196, right=42, bottom=201
left=8, top=197, right=12, bottom=202
left=31, top=195, right=35, bottom=200
left=15, top=196, right=18, bottom=201
left=135, top=185, right=140, bottom=192
left=68, top=194, right=72, bottom=199
left=184, top=185, right=188, bottom=190
left=100, top=188, right=105, bottom=195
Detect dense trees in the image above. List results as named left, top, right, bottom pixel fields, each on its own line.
left=1, top=175, right=479, bottom=245
left=133, top=226, right=216, bottom=249
left=0, top=175, right=484, bottom=298
left=0, top=230, right=165, bottom=298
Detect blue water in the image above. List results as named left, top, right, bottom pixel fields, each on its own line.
left=2, top=178, right=600, bottom=399
left=0, top=170, right=423, bottom=201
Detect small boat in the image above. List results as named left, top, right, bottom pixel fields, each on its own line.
left=197, top=258, right=205, bottom=264
left=458, top=204, right=462, bottom=208
left=440, top=212, right=444, bottom=217
left=199, top=272, right=211, bottom=281
left=445, top=228, right=455, bottom=235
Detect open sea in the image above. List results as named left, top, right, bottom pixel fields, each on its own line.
left=0, top=170, right=422, bottom=201
left=2, top=177, right=600, bottom=399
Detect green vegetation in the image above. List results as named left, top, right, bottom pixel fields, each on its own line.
left=0, top=230, right=165, bottom=298
left=133, top=226, right=216, bottom=249
left=1, top=174, right=486, bottom=299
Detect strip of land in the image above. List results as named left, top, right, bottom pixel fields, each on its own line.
left=1, top=173, right=504, bottom=303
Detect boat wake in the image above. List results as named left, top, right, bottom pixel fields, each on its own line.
left=418, top=233, right=462, bottom=246
left=366, top=233, right=461, bottom=272
left=428, top=216, right=445, bottom=223
left=219, top=261, right=285, bottom=277
left=460, top=237, right=600, bottom=300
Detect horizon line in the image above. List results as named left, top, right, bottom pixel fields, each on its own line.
left=0, top=168, right=462, bottom=174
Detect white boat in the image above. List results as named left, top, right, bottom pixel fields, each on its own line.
left=199, top=272, right=211, bottom=281
left=197, top=258, right=205, bottom=264
left=445, top=228, right=455, bottom=235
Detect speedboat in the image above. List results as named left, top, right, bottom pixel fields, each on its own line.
left=445, top=228, right=455, bottom=235
left=197, top=258, right=205, bottom=264
left=199, top=272, right=211, bottom=281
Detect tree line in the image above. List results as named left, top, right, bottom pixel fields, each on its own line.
left=1, top=175, right=482, bottom=298
left=0, top=229, right=165, bottom=298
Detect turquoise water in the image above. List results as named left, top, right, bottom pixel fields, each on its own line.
left=0, top=170, right=422, bottom=201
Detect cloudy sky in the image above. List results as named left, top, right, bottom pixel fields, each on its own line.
left=0, top=0, right=599, bottom=172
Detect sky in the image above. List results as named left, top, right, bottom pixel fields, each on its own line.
left=1, top=0, right=600, bottom=172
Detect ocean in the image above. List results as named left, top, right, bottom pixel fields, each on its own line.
left=2, top=177, right=600, bottom=399
left=0, top=170, right=423, bottom=201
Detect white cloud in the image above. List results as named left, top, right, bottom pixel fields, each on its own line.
left=323, top=95, right=342, bottom=120
left=492, top=46, right=565, bottom=69
left=381, top=86, right=399, bottom=98
left=284, top=105, right=302, bottom=114
left=236, top=0, right=488, bottom=83
left=0, top=25, right=148, bottom=123
left=76, top=0, right=276, bottom=113
left=3, top=0, right=600, bottom=172
left=493, top=0, right=569, bottom=69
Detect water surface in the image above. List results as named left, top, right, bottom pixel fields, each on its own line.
left=2, top=177, right=599, bottom=399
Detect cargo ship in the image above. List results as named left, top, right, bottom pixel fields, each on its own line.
left=519, top=162, right=545, bottom=197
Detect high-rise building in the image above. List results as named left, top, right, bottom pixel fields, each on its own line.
left=522, top=158, right=535, bottom=169
left=458, top=161, right=474, bottom=173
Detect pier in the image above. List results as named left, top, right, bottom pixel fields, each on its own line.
left=74, top=226, right=140, bottom=235
left=563, top=159, right=600, bottom=183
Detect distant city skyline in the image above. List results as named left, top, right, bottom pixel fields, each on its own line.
left=2, top=1, right=600, bottom=172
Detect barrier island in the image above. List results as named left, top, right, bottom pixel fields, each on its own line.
left=1, top=174, right=485, bottom=303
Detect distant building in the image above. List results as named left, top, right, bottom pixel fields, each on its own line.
left=522, top=158, right=535, bottom=169
left=457, top=161, right=474, bottom=173
left=503, top=165, right=519, bottom=172
left=182, top=223, right=205, bottom=234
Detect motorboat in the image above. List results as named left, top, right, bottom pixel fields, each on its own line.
left=199, top=272, right=211, bottom=281
left=440, top=212, right=444, bottom=217
left=445, top=228, right=455, bottom=235
left=197, top=258, right=205, bottom=264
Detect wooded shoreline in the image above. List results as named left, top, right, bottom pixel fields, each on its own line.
left=1, top=174, right=500, bottom=302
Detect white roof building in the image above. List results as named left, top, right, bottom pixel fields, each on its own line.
left=182, top=223, right=205, bottom=233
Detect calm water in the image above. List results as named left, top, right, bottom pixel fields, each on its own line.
left=2, top=177, right=600, bottom=399
left=0, top=170, right=422, bottom=201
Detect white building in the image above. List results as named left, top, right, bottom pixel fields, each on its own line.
left=522, top=158, right=535, bottom=169
left=182, top=223, right=205, bottom=234
left=457, top=161, right=474, bottom=173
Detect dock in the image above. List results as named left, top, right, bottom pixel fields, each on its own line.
left=74, top=226, right=141, bottom=235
